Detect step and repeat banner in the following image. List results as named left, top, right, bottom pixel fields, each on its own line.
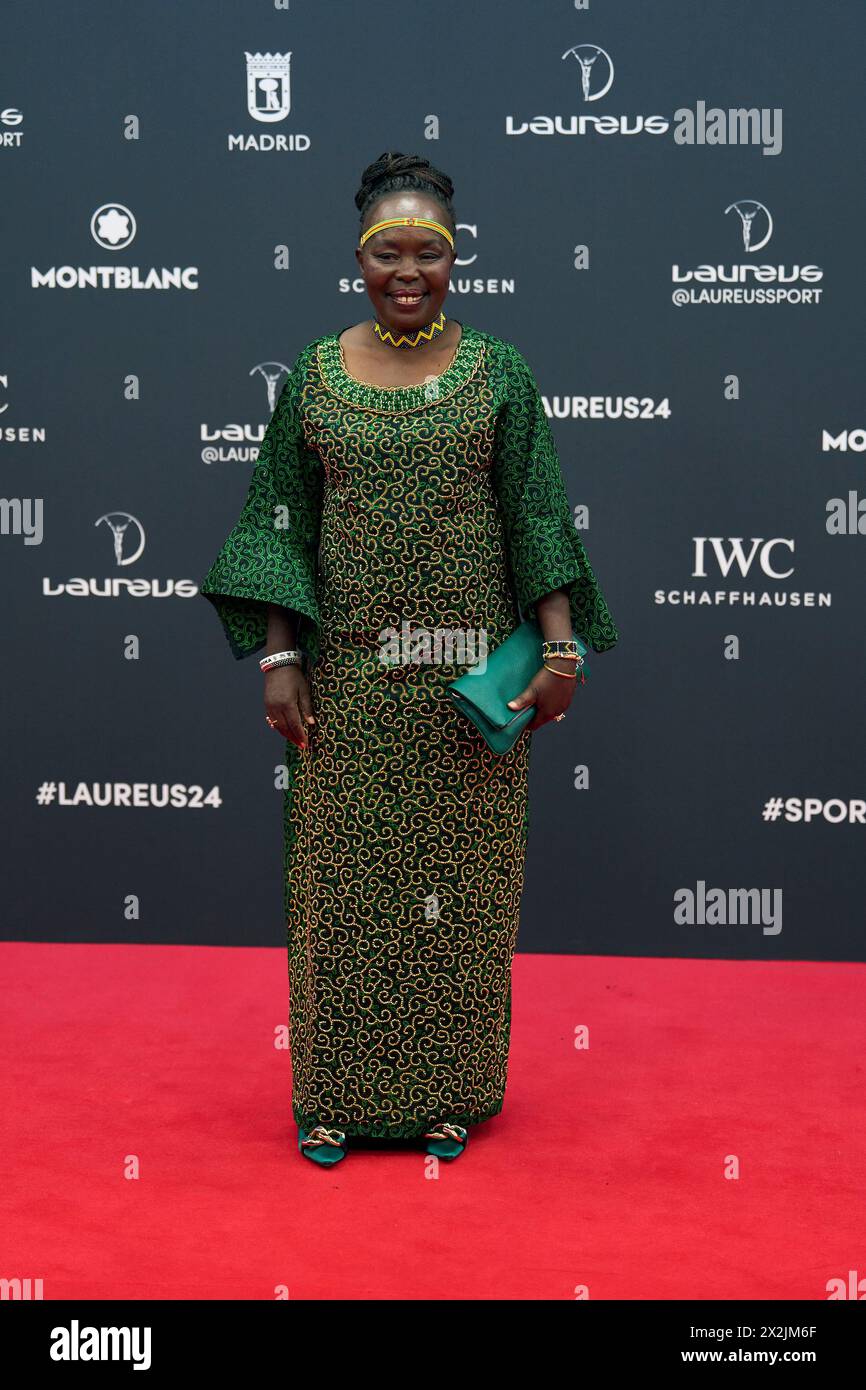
left=2, top=1, right=863, bottom=958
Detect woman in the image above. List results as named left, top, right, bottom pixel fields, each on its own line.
left=200, top=151, right=618, bottom=1166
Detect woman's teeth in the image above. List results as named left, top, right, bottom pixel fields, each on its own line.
left=392, top=293, right=425, bottom=304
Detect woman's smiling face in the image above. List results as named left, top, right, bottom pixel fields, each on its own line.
left=356, top=192, right=456, bottom=331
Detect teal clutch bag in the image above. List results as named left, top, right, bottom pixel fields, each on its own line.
left=446, top=618, right=589, bottom=755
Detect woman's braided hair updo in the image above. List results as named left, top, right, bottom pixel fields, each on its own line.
left=355, top=151, right=456, bottom=244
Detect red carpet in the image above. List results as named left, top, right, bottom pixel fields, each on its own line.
left=1, top=941, right=862, bottom=1300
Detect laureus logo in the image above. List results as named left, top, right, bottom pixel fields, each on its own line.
left=670, top=202, right=823, bottom=307
left=724, top=200, right=773, bottom=253
left=507, top=44, right=782, bottom=153
left=200, top=363, right=291, bottom=466
left=42, top=512, right=197, bottom=598
left=94, top=511, right=146, bottom=566
left=561, top=45, right=614, bottom=101
left=250, top=361, right=290, bottom=414
left=1, top=106, right=24, bottom=147
left=507, top=42, right=666, bottom=138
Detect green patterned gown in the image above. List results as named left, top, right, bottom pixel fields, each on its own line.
left=200, top=321, right=618, bottom=1140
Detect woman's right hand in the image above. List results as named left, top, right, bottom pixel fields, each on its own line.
left=264, top=664, right=316, bottom=750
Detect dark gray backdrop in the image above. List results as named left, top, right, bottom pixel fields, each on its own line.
left=3, top=1, right=864, bottom=959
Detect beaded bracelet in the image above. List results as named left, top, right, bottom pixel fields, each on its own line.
left=259, top=649, right=304, bottom=673
left=542, top=639, right=581, bottom=660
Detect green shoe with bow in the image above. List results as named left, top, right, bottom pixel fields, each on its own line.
left=298, top=1124, right=347, bottom=1165
left=423, top=1122, right=469, bottom=1161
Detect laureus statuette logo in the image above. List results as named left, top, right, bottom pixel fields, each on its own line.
left=561, top=45, right=615, bottom=102
left=250, top=362, right=290, bottom=414
left=95, top=512, right=146, bottom=566
left=724, top=200, right=773, bottom=253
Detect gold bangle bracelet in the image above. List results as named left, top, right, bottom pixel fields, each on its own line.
left=543, top=662, right=577, bottom=679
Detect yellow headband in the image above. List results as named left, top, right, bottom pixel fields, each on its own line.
left=359, top=216, right=455, bottom=251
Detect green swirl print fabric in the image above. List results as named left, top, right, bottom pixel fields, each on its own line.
left=200, top=322, right=618, bottom=1139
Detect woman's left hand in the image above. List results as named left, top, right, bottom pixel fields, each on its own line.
left=506, top=661, right=578, bottom=732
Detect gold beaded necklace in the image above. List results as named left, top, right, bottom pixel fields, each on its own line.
left=373, top=308, right=448, bottom=349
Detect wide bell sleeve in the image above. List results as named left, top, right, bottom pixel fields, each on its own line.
left=492, top=344, right=619, bottom=654
left=199, top=345, right=323, bottom=660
